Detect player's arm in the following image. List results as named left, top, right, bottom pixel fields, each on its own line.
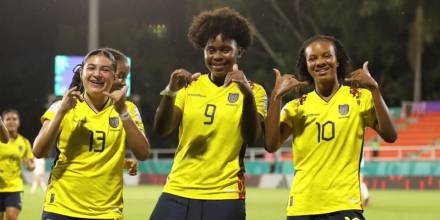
left=105, top=86, right=150, bottom=161
left=224, top=64, right=262, bottom=145
left=154, top=69, right=199, bottom=137
left=265, top=69, right=308, bottom=152
left=33, top=87, right=82, bottom=158
left=345, top=62, right=397, bottom=143
left=0, top=116, right=9, bottom=143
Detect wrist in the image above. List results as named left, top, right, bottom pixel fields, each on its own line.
left=160, top=85, right=178, bottom=97
left=119, top=109, right=131, bottom=121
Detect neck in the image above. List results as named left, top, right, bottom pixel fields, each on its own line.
left=84, top=92, right=109, bottom=112
left=8, top=131, right=18, bottom=139
left=315, top=80, right=340, bottom=101
left=209, top=73, right=226, bottom=87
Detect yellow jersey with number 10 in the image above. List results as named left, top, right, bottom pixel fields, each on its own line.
left=281, top=86, right=376, bottom=216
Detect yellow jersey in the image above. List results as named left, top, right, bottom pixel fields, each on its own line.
left=0, top=134, right=34, bottom=192
left=280, top=86, right=376, bottom=216
left=42, top=99, right=144, bottom=219
left=163, top=74, right=267, bottom=200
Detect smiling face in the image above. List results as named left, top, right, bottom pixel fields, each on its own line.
left=305, top=40, right=339, bottom=83
left=204, top=34, right=240, bottom=78
left=3, top=112, right=19, bottom=133
left=81, top=54, right=115, bottom=97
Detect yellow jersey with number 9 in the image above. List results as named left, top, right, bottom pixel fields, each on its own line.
left=41, top=99, right=144, bottom=219
left=280, top=86, right=376, bottom=216
left=163, top=74, right=267, bottom=200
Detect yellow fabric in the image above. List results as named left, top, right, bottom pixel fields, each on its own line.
left=42, top=99, right=144, bottom=219
left=280, top=86, right=376, bottom=216
left=163, top=74, right=267, bottom=200
left=0, top=134, right=34, bottom=192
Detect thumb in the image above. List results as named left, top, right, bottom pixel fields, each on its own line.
left=363, top=61, right=369, bottom=71
left=233, top=64, right=239, bottom=71
left=272, top=68, right=281, bottom=78
left=102, top=91, right=114, bottom=100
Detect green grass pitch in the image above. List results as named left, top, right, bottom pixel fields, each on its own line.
left=21, top=185, right=440, bottom=219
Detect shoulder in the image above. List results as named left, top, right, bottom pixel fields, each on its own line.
left=17, top=134, right=31, bottom=145
left=341, top=85, right=372, bottom=100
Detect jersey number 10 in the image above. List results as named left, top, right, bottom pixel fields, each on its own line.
left=315, top=121, right=335, bottom=143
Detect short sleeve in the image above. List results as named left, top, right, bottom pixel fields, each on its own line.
left=361, top=89, right=377, bottom=128
left=41, top=100, right=62, bottom=123
left=23, top=138, right=34, bottom=160
left=252, top=83, right=268, bottom=118
left=127, top=102, right=145, bottom=133
left=280, top=100, right=298, bottom=129
left=174, top=87, right=188, bottom=111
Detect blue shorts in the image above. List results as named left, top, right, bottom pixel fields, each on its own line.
left=42, top=211, right=115, bottom=220
left=287, top=210, right=364, bottom=220
left=0, top=192, right=22, bottom=211
left=150, top=192, right=246, bottom=220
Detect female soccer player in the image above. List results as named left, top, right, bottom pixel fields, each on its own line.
left=265, top=35, right=397, bottom=219
left=33, top=48, right=150, bottom=220
left=0, top=109, right=35, bottom=220
left=151, top=7, right=267, bottom=220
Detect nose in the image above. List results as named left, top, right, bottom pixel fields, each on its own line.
left=212, top=51, right=223, bottom=61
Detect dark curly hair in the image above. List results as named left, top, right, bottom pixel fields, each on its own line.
left=296, top=35, right=352, bottom=84
left=188, top=7, right=253, bottom=50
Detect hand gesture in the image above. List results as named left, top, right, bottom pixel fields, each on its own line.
left=59, top=86, right=83, bottom=114
left=168, top=69, right=201, bottom=92
left=124, top=159, right=138, bottom=176
left=345, top=61, right=379, bottom=90
left=224, top=64, right=253, bottom=96
left=23, top=158, right=35, bottom=171
left=103, top=85, right=128, bottom=114
left=271, top=68, right=308, bottom=99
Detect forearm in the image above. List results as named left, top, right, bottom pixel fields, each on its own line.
left=241, top=95, right=262, bottom=145
left=123, top=118, right=150, bottom=161
left=32, top=111, right=65, bottom=158
left=153, top=96, right=178, bottom=136
left=0, top=118, right=9, bottom=143
left=371, top=88, right=397, bottom=143
left=265, top=94, right=283, bottom=152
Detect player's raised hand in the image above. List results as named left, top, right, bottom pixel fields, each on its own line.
left=345, top=61, right=379, bottom=90
left=124, top=159, right=138, bottom=176
left=271, top=68, right=308, bottom=99
left=168, top=69, right=200, bottom=92
left=103, top=85, right=128, bottom=114
left=224, top=64, right=253, bottom=96
left=59, top=86, right=83, bottom=114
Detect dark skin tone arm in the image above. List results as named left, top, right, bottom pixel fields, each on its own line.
left=265, top=68, right=308, bottom=152
left=345, top=61, right=397, bottom=143
left=154, top=69, right=199, bottom=136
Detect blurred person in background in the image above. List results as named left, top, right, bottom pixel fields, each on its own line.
left=33, top=48, right=150, bottom=220
left=0, top=109, right=35, bottom=220
left=30, top=158, right=47, bottom=193
left=151, top=7, right=267, bottom=220
left=265, top=35, right=397, bottom=220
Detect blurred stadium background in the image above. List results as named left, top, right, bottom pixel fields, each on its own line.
left=2, top=0, right=440, bottom=219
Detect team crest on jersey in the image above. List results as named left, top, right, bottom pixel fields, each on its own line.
left=339, top=104, right=349, bottom=116
left=228, top=93, right=239, bottom=103
left=109, top=117, right=119, bottom=128
left=18, top=145, right=23, bottom=151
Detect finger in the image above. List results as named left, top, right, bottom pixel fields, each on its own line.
left=298, top=81, right=309, bottom=87
left=272, top=68, right=281, bottom=79
left=233, top=64, right=239, bottom=72
left=191, top=72, right=201, bottom=81
left=66, top=86, right=78, bottom=95
left=223, top=73, right=232, bottom=87
left=363, top=61, right=369, bottom=71
left=102, top=91, right=115, bottom=100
